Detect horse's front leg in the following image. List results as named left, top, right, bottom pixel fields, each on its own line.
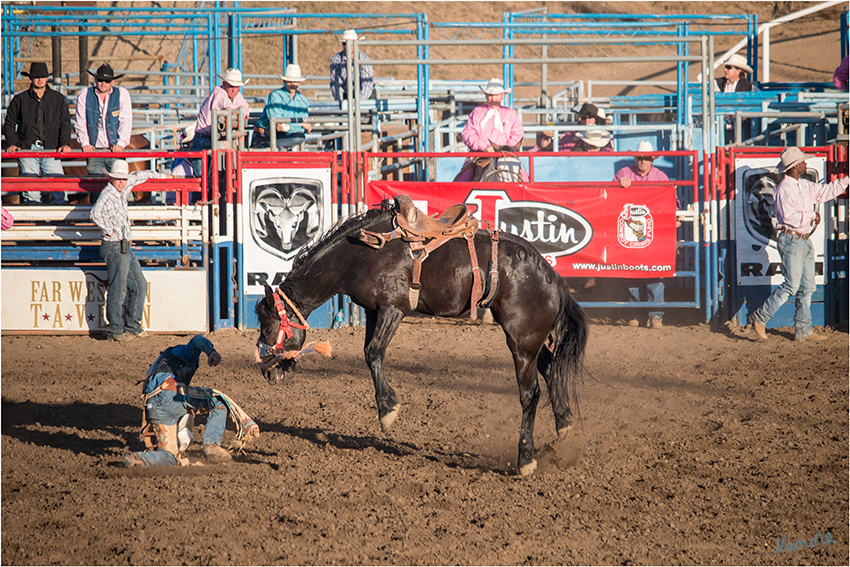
left=363, top=306, right=405, bottom=431
left=513, top=348, right=541, bottom=476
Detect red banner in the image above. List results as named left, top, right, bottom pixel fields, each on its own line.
left=368, top=182, right=677, bottom=278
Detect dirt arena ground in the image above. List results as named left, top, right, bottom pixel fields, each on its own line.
left=1, top=315, right=847, bottom=566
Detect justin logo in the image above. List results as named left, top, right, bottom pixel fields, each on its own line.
left=618, top=204, right=653, bottom=249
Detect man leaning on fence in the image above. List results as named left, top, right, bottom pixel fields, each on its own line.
left=90, top=160, right=172, bottom=342
left=2, top=62, right=71, bottom=204
left=252, top=64, right=312, bottom=150
left=74, top=63, right=133, bottom=177
left=615, top=141, right=673, bottom=329
left=179, top=68, right=250, bottom=179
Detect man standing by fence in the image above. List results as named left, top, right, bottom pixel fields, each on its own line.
left=90, top=160, right=172, bottom=341
left=2, top=62, right=71, bottom=204
left=330, top=29, right=375, bottom=102
left=74, top=63, right=133, bottom=177
left=749, top=147, right=848, bottom=342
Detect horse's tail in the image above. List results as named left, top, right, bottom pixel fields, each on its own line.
left=548, top=278, right=589, bottom=420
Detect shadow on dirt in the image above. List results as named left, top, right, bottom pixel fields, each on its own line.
left=1, top=398, right=140, bottom=456
left=256, top=418, right=515, bottom=475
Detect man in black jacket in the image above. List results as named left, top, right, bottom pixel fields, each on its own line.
left=2, top=62, right=72, bottom=204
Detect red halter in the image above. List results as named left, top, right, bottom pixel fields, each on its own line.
left=272, top=290, right=309, bottom=349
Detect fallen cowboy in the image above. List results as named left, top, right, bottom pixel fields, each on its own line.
left=123, top=334, right=260, bottom=468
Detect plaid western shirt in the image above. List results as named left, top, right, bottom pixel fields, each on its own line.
left=329, top=48, right=374, bottom=102
left=90, top=170, right=166, bottom=241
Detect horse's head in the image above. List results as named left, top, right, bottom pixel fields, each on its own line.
left=255, top=284, right=308, bottom=385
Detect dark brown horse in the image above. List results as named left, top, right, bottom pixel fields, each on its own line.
left=254, top=199, right=588, bottom=476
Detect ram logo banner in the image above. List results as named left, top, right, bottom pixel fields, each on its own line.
left=241, top=168, right=333, bottom=291
left=733, top=156, right=826, bottom=286
left=368, top=182, right=677, bottom=278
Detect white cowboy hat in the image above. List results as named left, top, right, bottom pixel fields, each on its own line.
left=636, top=140, right=656, bottom=156
left=777, top=147, right=814, bottom=173
left=102, top=160, right=130, bottom=179
left=576, top=129, right=612, bottom=148
left=281, top=64, right=306, bottom=82
left=479, top=78, right=512, bottom=95
left=218, top=68, right=249, bottom=87
left=339, top=29, right=364, bottom=42
left=720, top=53, right=753, bottom=75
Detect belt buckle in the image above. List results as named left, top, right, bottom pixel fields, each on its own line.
left=33, top=141, right=44, bottom=149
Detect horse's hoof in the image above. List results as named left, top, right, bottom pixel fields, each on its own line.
left=557, top=425, right=573, bottom=439
left=519, top=460, right=538, bottom=477
left=380, top=406, right=400, bottom=431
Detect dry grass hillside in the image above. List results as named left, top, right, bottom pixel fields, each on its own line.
left=8, top=1, right=847, bottom=102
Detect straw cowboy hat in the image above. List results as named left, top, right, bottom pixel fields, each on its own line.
left=281, top=64, right=306, bottom=82
left=339, top=29, right=364, bottom=42
left=720, top=53, right=753, bottom=75
left=573, top=102, right=612, bottom=124
left=777, top=147, right=814, bottom=173
left=636, top=140, right=656, bottom=157
left=218, top=68, right=249, bottom=87
left=576, top=129, right=612, bottom=148
left=479, top=78, right=512, bottom=95
left=21, top=62, right=52, bottom=79
left=88, top=63, right=124, bottom=82
left=102, top=160, right=130, bottom=180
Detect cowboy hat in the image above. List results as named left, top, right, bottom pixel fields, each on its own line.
left=636, top=140, right=656, bottom=157
left=281, top=64, right=306, bottom=82
left=218, top=68, right=249, bottom=87
left=339, top=29, right=364, bottom=42
left=573, top=102, right=612, bottom=124
left=576, top=129, right=612, bottom=148
left=102, top=160, right=130, bottom=180
left=479, top=78, right=512, bottom=95
left=720, top=53, right=753, bottom=75
left=21, top=62, right=51, bottom=79
left=87, top=63, right=124, bottom=82
left=777, top=147, right=814, bottom=173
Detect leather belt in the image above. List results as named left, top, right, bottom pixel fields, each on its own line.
left=779, top=227, right=810, bottom=240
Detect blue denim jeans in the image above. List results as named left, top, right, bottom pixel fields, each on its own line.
left=99, top=241, right=147, bottom=338
left=85, top=156, right=119, bottom=177
left=136, top=387, right=229, bottom=468
left=19, top=143, right=66, bottom=204
left=627, top=279, right=664, bottom=322
left=752, top=231, right=816, bottom=338
left=250, top=132, right=306, bottom=150
left=189, top=135, right=212, bottom=179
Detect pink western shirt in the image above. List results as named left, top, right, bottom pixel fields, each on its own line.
left=774, top=175, right=848, bottom=232
left=195, top=86, right=250, bottom=136
left=462, top=104, right=524, bottom=151
left=74, top=86, right=133, bottom=148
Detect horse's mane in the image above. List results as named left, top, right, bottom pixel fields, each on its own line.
left=289, top=205, right=393, bottom=276
left=255, top=204, right=395, bottom=322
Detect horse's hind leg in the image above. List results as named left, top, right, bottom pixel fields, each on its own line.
left=363, top=306, right=404, bottom=432
left=537, top=346, right=573, bottom=438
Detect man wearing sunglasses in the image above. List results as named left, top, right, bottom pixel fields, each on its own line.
left=74, top=63, right=133, bottom=176
left=614, top=141, right=673, bottom=329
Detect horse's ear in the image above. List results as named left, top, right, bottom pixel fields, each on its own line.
left=263, top=284, right=275, bottom=306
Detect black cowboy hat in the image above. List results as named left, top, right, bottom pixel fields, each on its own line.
left=574, top=102, right=605, bottom=122
left=21, top=62, right=52, bottom=79
left=87, top=63, right=124, bottom=82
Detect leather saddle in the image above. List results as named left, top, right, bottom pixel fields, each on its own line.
left=393, top=195, right=473, bottom=239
